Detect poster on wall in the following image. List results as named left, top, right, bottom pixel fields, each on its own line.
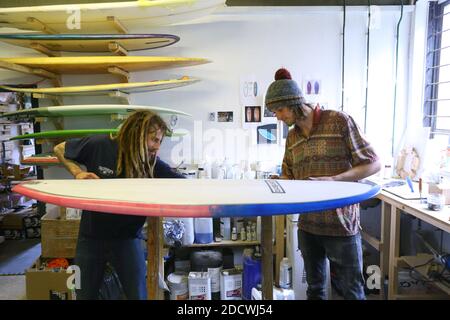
left=242, top=105, right=262, bottom=129
left=257, top=123, right=277, bottom=144
left=240, top=75, right=259, bottom=106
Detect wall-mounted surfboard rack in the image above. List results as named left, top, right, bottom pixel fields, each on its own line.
left=29, top=43, right=61, bottom=57
left=106, top=16, right=128, bottom=34
left=26, top=17, right=58, bottom=35
left=0, top=60, right=62, bottom=87
left=107, top=66, right=130, bottom=83
left=31, top=93, right=63, bottom=106
left=24, top=15, right=129, bottom=35
left=108, top=91, right=130, bottom=104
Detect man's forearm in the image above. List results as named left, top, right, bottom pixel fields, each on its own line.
left=334, top=160, right=381, bottom=182
left=54, top=142, right=83, bottom=178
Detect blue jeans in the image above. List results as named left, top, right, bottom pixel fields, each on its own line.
left=74, top=235, right=147, bottom=300
left=298, top=230, right=366, bottom=300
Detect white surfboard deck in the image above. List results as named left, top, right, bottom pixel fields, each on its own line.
left=13, top=179, right=381, bottom=218
left=0, top=77, right=199, bottom=96
left=0, top=34, right=180, bottom=52
left=1, top=104, right=191, bottom=119
left=0, top=0, right=225, bottom=33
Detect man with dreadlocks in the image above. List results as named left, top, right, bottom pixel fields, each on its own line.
left=54, top=110, right=183, bottom=300
left=265, top=68, right=380, bottom=300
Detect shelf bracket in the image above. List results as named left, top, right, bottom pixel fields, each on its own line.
left=32, top=93, right=63, bottom=106
left=106, top=16, right=128, bottom=34
left=26, top=17, right=58, bottom=34
left=29, top=43, right=61, bottom=57
left=108, top=42, right=128, bottom=56
left=107, top=66, right=130, bottom=83
left=108, top=90, right=130, bottom=104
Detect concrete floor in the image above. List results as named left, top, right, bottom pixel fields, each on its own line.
left=0, top=275, right=26, bottom=300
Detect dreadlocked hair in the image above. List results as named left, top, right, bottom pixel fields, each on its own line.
left=115, top=110, right=168, bottom=178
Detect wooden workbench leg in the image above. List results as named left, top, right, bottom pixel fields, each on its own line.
left=261, top=216, right=273, bottom=300
left=147, top=217, right=164, bottom=300
left=274, top=215, right=285, bottom=286
left=388, top=206, right=401, bottom=300
left=380, top=202, right=391, bottom=299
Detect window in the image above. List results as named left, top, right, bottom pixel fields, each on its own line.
left=424, top=0, right=450, bottom=137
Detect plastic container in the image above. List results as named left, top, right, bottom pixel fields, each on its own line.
left=220, top=217, right=231, bottom=240
left=194, top=218, right=213, bottom=244
left=242, top=253, right=262, bottom=300
left=279, top=257, right=292, bottom=289
left=167, top=272, right=188, bottom=300
left=179, top=218, right=194, bottom=246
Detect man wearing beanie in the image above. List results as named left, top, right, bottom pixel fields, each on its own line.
left=266, top=68, right=380, bottom=300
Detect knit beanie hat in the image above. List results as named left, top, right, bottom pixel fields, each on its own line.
left=265, top=68, right=304, bottom=112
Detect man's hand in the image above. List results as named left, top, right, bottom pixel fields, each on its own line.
left=75, top=172, right=100, bottom=179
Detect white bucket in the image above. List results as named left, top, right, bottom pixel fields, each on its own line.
left=167, top=272, right=188, bottom=300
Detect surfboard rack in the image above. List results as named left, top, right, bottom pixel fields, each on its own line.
left=106, top=16, right=128, bottom=34
left=29, top=43, right=61, bottom=57
left=31, top=93, right=63, bottom=106
left=26, top=17, right=58, bottom=34
left=108, top=90, right=130, bottom=104
left=108, top=42, right=129, bottom=56
left=107, top=66, right=130, bottom=83
left=0, top=61, right=62, bottom=87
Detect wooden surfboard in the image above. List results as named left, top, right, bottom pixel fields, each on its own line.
left=0, top=56, right=210, bottom=74
left=12, top=179, right=381, bottom=217
left=0, top=34, right=180, bottom=52
left=1, top=104, right=191, bottom=120
left=0, top=0, right=225, bottom=33
left=0, top=77, right=199, bottom=96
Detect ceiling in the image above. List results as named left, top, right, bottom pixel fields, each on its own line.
left=0, top=0, right=414, bottom=8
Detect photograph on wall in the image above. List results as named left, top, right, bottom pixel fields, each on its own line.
left=264, top=106, right=275, bottom=118
left=244, top=106, right=262, bottom=123
left=257, top=123, right=277, bottom=144
left=217, top=111, right=233, bottom=122
left=303, top=79, right=321, bottom=95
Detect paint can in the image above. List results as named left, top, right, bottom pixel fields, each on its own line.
left=167, top=272, right=188, bottom=300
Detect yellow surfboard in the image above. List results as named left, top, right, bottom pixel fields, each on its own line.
left=0, top=56, right=210, bottom=74
left=0, top=0, right=225, bottom=33
left=0, top=77, right=199, bottom=96
left=0, top=34, right=180, bottom=52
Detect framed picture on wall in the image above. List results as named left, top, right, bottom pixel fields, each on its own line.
left=217, top=111, right=234, bottom=122
left=244, top=106, right=262, bottom=123
left=257, top=123, right=277, bottom=144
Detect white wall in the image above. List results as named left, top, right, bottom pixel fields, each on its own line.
left=0, top=5, right=416, bottom=171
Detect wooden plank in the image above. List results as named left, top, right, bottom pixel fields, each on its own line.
left=147, top=217, right=163, bottom=300
left=274, top=215, right=285, bottom=285
left=361, top=230, right=380, bottom=251
left=388, top=206, right=401, bottom=300
left=261, top=216, right=273, bottom=300
left=380, top=201, right=391, bottom=299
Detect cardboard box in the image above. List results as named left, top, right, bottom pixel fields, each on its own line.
left=41, top=207, right=80, bottom=258
left=26, top=258, right=75, bottom=300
